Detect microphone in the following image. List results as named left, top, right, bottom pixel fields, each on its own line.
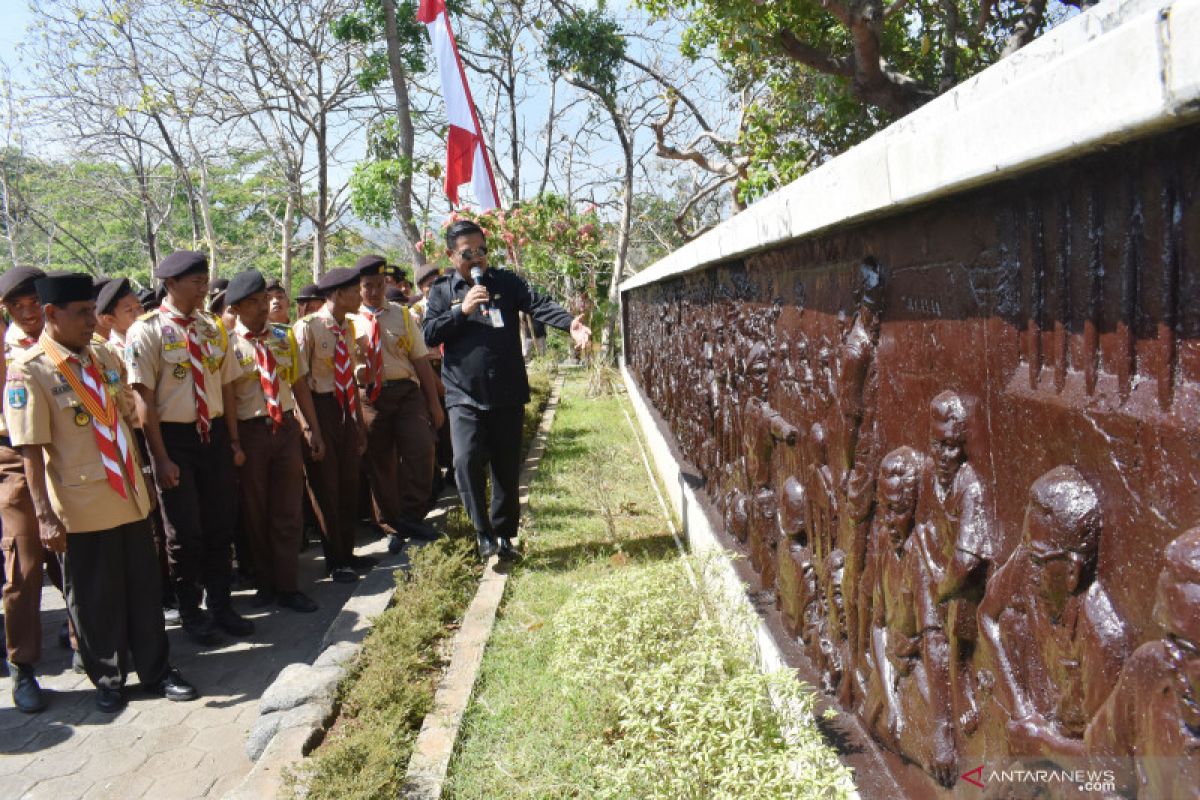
left=470, top=266, right=490, bottom=315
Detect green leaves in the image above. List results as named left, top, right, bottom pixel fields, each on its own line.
left=546, top=10, right=626, bottom=98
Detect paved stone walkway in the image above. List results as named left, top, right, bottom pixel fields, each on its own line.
left=0, top=521, right=408, bottom=800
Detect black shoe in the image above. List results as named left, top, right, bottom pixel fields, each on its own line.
left=402, top=519, right=441, bottom=542
left=348, top=554, right=378, bottom=572
left=9, top=662, right=47, bottom=713
left=211, top=607, right=254, bottom=637
left=497, top=538, right=522, bottom=562
left=476, top=532, right=498, bottom=560
left=144, top=667, right=198, bottom=702
left=330, top=567, right=359, bottom=584
left=58, top=620, right=71, bottom=649
left=95, top=686, right=125, bottom=713
left=180, top=610, right=221, bottom=646
left=251, top=589, right=277, bottom=608
left=278, top=591, right=319, bottom=613
left=387, top=534, right=404, bottom=554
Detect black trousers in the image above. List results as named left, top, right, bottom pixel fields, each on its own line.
left=158, top=421, right=236, bottom=614
left=63, top=517, right=169, bottom=691
left=449, top=404, right=524, bottom=540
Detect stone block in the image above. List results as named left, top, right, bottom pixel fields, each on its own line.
left=312, top=641, right=359, bottom=671
left=1168, top=0, right=1200, bottom=108
left=258, top=663, right=344, bottom=715
left=245, top=710, right=283, bottom=762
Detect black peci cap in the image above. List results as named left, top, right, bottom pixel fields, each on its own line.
left=97, top=277, right=134, bottom=315
left=296, top=283, right=322, bottom=302
left=225, top=269, right=267, bottom=307
left=415, top=263, right=441, bottom=287
left=0, top=267, right=48, bottom=301
left=137, top=287, right=158, bottom=311
left=35, top=272, right=94, bottom=306
left=316, top=268, right=360, bottom=295
left=154, top=250, right=209, bottom=280
left=354, top=254, right=387, bottom=276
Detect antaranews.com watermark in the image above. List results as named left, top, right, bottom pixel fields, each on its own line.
left=959, top=765, right=1117, bottom=794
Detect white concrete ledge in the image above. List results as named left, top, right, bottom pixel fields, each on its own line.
left=620, top=0, right=1200, bottom=293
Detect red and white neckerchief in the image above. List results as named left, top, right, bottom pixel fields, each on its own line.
left=361, top=307, right=383, bottom=402
left=43, top=339, right=136, bottom=499
left=328, top=318, right=358, bottom=420
left=246, top=328, right=284, bottom=430
left=160, top=305, right=211, bottom=443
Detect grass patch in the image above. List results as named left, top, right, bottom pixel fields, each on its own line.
left=289, top=363, right=556, bottom=800
left=445, top=378, right=852, bottom=799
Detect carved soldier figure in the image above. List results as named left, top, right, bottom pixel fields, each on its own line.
left=1084, top=526, right=1200, bottom=798
left=977, top=466, right=1133, bottom=761
left=914, top=390, right=995, bottom=735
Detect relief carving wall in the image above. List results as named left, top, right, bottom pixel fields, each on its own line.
left=622, top=126, right=1200, bottom=796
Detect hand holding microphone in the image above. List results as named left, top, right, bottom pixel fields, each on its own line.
left=462, top=266, right=491, bottom=317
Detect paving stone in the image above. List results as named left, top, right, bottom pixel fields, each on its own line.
left=0, top=721, right=41, bottom=752
left=0, top=771, right=38, bottom=798
left=21, top=769, right=94, bottom=800
left=0, top=750, right=37, bottom=778
left=22, top=746, right=89, bottom=782
left=141, top=745, right=204, bottom=775
left=187, top=722, right=248, bottom=754
left=76, top=747, right=149, bottom=781
left=81, top=773, right=154, bottom=800
left=145, top=767, right=218, bottom=800
left=134, top=722, right=197, bottom=755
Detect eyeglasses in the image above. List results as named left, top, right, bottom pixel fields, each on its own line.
left=455, top=247, right=488, bottom=260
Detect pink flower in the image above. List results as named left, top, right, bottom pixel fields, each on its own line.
left=415, top=241, right=425, bottom=253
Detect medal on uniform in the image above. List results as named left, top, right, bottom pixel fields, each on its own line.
left=74, top=406, right=91, bottom=427
left=173, top=363, right=189, bottom=379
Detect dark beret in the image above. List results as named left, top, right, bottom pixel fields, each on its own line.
left=92, top=275, right=113, bottom=298
left=97, top=277, right=134, bottom=315
left=385, top=287, right=407, bottom=302
left=265, top=278, right=285, bottom=292
left=295, top=283, right=322, bottom=302
left=35, top=272, right=94, bottom=306
left=316, top=268, right=360, bottom=294
left=415, top=263, right=441, bottom=287
left=154, top=250, right=208, bottom=279
left=0, top=267, right=48, bottom=301
left=137, top=287, right=158, bottom=311
left=226, top=269, right=267, bottom=307
left=210, top=277, right=230, bottom=293
left=354, top=254, right=387, bottom=276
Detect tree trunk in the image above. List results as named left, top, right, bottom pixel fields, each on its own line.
left=196, top=159, right=219, bottom=277
left=381, top=0, right=425, bottom=263
left=602, top=104, right=634, bottom=364
left=281, top=193, right=294, bottom=291
left=314, top=115, right=328, bottom=278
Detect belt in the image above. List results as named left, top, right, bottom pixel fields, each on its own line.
left=242, top=410, right=295, bottom=426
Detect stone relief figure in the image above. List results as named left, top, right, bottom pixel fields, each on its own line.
left=775, top=476, right=816, bottom=637
left=820, top=548, right=851, bottom=704
left=914, top=390, right=996, bottom=737
left=977, top=467, right=1133, bottom=762
left=1084, top=526, right=1200, bottom=799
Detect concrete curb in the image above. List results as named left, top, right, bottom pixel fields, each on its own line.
left=400, top=374, right=566, bottom=799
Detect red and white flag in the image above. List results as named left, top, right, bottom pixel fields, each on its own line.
left=418, top=0, right=500, bottom=210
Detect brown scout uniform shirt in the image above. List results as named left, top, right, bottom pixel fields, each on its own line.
left=228, top=321, right=306, bottom=420
left=293, top=306, right=362, bottom=394
left=125, top=299, right=239, bottom=422
left=2, top=322, right=42, bottom=439
left=350, top=302, right=428, bottom=385
left=4, top=336, right=151, bottom=533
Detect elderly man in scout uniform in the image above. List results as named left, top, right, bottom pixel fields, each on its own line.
left=353, top=255, right=444, bottom=552
left=423, top=220, right=590, bottom=561
left=294, top=268, right=373, bottom=583
left=0, top=266, right=64, bottom=712
left=7, top=272, right=196, bottom=712
left=225, top=269, right=322, bottom=612
left=126, top=250, right=254, bottom=644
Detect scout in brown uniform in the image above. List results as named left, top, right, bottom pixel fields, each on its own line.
left=294, top=268, right=372, bottom=583
left=353, top=255, right=444, bottom=552
left=0, top=266, right=60, bottom=712
left=126, top=251, right=254, bottom=644
left=266, top=278, right=291, bottom=325
left=296, top=283, right=324, bottom=318
left=225, top=269, right=323, bottom=611
left=413, top=263, right=453, bottom=492
left=7, top=272, right=196, bottom=713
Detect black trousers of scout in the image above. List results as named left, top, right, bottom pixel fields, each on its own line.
left=0, top=441, right=66, bottom=665
left=63, top=517, right=169, bottom=691
left=449, top=404, right=524, bottom=540
left=362, top=381, right=436, bottom=528
left=238, top=414, right=304, bottom=593
left=157, top=421, right=237, bottom=614
left=304, top=393, right=362, bottom=569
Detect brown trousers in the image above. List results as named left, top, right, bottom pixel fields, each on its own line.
left=304, top=394, right=362, bottom=569
left=362, top=381, right=436, bottom=527
left=238, top=414, right=304, bottom=593
left=0, top=442, right=64, bottom=665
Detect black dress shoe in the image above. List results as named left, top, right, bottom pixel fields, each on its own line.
left=349, top=554, right=379, bottom=571
left=402, top=519, right=441, bottom=542
left=277, top=591, right=319, bottom=613
left=211, top=607, right=255, bottom=637
left=9, top=662, right=47, bottom=713
left=387, top=534, right=404, bottom=554
left=145, top=667, right=198, bottom=702
left=497, top=538, right=522, bottom=562
left=251, top=589, right=277, bottom=608
left=329, top=566, right=359, bottom=584
left=180, top=610, right=221, bottom=646
left=476, top=532, right=498, bottom=560
left=58, top=620, right=71, bottom=649
left=95, top=687, right=125, bottom=713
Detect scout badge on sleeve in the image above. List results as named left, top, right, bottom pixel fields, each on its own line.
left=173, top=363, right=189, bottom=380
left=7, top=384, right=26, bottom=409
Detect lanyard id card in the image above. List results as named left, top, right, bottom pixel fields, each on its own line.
left=488, top=307, right=504, bottom=328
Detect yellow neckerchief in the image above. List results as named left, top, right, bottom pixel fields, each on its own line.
left=41, top=337, right=118, bottom=429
